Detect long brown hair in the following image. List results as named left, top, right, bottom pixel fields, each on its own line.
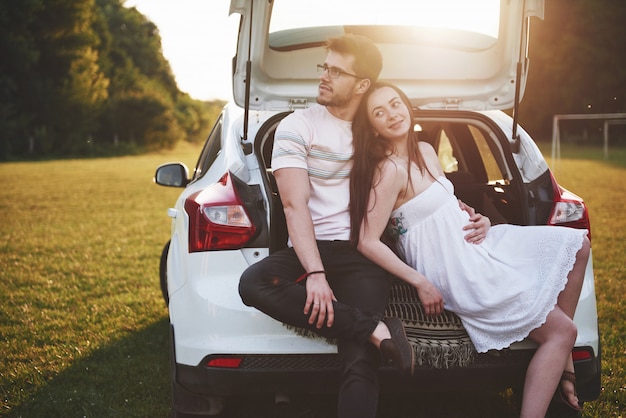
left=349, top=82, right=429, bottom=246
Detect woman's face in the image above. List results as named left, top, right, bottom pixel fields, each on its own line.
left=366, top=86, right=411, bottom=143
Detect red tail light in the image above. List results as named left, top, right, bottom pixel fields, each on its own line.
left=185, top=173, right=257, bottom=251
left=547, top=173, right=591, bottom=240
left=572, top=348, right=593, bottom=362
left=206, top=357, right=243, bottom=368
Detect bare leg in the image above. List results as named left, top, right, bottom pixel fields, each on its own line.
left=520, top=308, right=578, bottom=418
left=554, top=235, right=590, bottom=405
left=368, top=321, right=391, bottom=349
left=557, top=236, right=589, bottom=318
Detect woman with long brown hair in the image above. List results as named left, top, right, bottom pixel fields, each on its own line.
left=349, top=81, right=591, bottom=417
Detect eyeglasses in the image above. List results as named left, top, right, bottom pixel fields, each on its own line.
left=316, top=64, right=362, bottom=80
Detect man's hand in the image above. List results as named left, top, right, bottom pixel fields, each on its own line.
left=304, top=273, right=337, bottom=329
left=459, top=200, right=491, bottom=244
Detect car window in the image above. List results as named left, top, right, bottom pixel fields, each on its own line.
left=193, top=115, right=223, bottom=181
left=436, top=131, right=459, bottom=173
left=269, top=0, right=500, bottom=40
left=430, top=121, right=506, bottom=185
left=468, top=125, right=505, bottom=184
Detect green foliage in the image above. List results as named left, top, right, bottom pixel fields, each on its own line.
left=520, top=0, right=626, bottom=140
left=0, top=0, right=225, bottom=160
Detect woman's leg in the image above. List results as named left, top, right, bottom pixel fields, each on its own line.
left=557, top=235, right=589, bottom=318
left=555, top=235, right=590, bottom=402
left=520, top=307, right=578, bottom=418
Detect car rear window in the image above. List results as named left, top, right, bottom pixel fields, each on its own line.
left=269, top=0, right=500, bottom=50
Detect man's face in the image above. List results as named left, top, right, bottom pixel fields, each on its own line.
left=316, top=51, right=361, bottom=108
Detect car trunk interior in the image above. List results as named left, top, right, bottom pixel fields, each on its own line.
left=254, top=111, right=531, bottom=254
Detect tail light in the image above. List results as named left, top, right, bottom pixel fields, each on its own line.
left=547, top=172, right=591, bottom=240
left=572, top=347, right=593, bottom=362
left=205, top=356, right=243, bottom=369
left=185, top=172, right=257, bottom=251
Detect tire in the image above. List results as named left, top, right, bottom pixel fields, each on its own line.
left=160, top=240, right=170, bottom=306
left=169, top=325, right=226, bottom=417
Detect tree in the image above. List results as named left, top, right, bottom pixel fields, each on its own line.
left=520, top=0, right=626, bottom=141
left=0, top=0, right=223, bottom=159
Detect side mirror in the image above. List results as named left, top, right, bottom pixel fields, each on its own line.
left=154, top=163, right=190, bottom=187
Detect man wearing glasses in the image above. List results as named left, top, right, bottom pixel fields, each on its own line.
left=239, top=34, right=413, bottom=418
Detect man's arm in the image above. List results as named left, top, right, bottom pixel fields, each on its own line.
left=273, top=167, right=336, bottom=328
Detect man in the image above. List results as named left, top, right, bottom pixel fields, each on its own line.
left=239, top=34, right=413, bottom=418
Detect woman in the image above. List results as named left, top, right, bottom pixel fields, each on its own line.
left=349, top=81, right=591, bottom=417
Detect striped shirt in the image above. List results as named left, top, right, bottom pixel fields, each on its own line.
left=272, top=105, right=353, bottom=241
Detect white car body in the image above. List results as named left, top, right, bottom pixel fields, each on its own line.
left=155, top=1, right=601, bottom=416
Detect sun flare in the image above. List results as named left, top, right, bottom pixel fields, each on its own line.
left=270, top=0, right=500, bottom=38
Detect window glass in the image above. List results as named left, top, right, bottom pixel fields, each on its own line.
left=193, top=115, right=223, bottom=181
left=436, top=131, right=459, bottom=173
left=269, top=0, right=500, bottom=37
left=468, top=125, right=504, bottom=183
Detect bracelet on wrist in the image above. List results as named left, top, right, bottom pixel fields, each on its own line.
left=295, top=270, right=326, bottom=283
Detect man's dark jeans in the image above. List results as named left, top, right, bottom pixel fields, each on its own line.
left=239, top=240, right=392, bottom=418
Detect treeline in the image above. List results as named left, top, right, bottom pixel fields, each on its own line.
left=0, top=0, right=224, bottom=160
left=1, top=0, right=625, bottom=160
left=519, top=0, right=626, bottom=142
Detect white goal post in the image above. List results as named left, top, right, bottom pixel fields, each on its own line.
left=551, top=112, right=626, bottom=165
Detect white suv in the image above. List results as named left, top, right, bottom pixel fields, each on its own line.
left=155, top=1, right=601, bottom=416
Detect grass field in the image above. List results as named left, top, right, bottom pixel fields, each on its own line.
left=0, top=142, right=624, bottom=417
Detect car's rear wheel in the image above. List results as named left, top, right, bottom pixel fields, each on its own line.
left=169, top=325, right=226, bottom=417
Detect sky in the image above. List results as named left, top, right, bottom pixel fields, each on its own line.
left=125, top=0, right=238, bottom=101
left=124, top=0, right=500, bottom=103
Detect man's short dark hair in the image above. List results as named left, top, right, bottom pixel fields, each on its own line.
left=325, top=34, right=383, bottom=82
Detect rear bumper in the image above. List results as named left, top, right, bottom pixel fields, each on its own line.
left=174, top=333, right=601, bottom=403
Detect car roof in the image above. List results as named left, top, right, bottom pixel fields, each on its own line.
left=229, top=0, right=544, bottom=111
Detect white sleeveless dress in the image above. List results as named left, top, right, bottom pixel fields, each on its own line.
left=387, top=176, right=587, bottom=352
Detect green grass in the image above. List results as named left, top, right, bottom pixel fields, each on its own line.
left=547, top=146, right=626, bottom=418
left=0, top=142, right=199, bottom=417
left=0, top=142, right=625, bottom=417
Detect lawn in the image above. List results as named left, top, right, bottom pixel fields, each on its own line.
left=0, top=142, right=624, bottom=417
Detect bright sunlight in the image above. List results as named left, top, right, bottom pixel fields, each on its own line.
left=270, top=0, right=500, bottom=38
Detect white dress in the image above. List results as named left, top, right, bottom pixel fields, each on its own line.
left=387, top=176, right=587, bottom=353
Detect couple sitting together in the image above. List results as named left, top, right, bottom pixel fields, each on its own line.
left=238, top=33, right=590, bottom=418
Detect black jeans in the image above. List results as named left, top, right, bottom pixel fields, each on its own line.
left=239, top=241, right=392, bottom=418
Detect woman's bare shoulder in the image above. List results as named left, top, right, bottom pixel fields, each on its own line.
left=418, top=141, right=445, bottom=177
left=377, top=156, right=408, bottom=184
left=418, top=141, right=437, bottom=156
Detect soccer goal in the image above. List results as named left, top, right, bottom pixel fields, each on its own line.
left=551, top=112, right=626, bottom=165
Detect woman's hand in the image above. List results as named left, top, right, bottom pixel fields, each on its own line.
left=415, top=277, right=444, bottom=316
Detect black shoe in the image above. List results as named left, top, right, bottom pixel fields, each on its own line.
left=380, top=317, right=414, bottom=376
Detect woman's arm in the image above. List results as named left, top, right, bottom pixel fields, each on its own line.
left=356, top=159, right=444, bottom=316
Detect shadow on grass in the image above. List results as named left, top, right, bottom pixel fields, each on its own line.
left=7, top=318, right=171, bottom=418
left=5, top=317, right=570, bottom=418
